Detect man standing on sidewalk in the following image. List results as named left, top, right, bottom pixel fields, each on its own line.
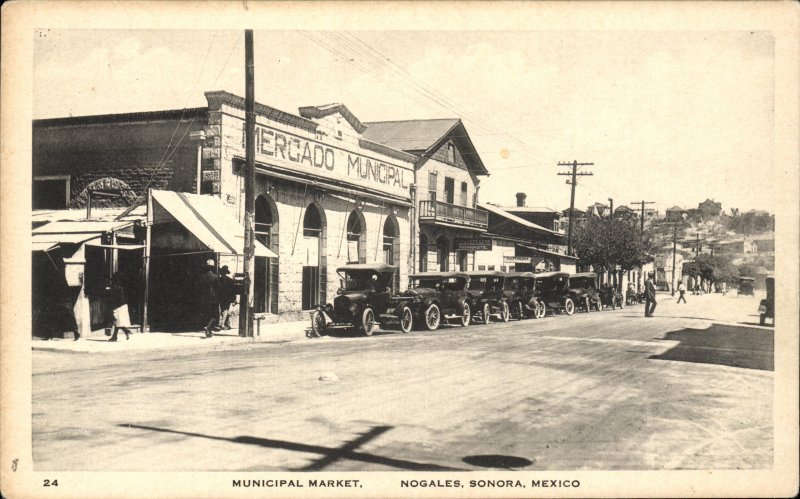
left=644, top=273, right=657, bottom=317
left=677, top=281, right=687, bottom=304
left=199, top=259, right=221, bottom=338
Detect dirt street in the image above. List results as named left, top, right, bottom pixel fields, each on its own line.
left=32, top=292, right=773, bottom=471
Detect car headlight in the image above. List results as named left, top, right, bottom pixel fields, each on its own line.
left=349, top=303, right=359, bottom=313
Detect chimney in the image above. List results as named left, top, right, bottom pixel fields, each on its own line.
left=516, top=192, right=527, bottom=207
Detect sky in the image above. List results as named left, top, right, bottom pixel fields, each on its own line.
left=33, top=28, right=775, bottom=214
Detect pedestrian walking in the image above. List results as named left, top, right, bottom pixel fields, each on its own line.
left=107, top=272, right=133, bottom=342
left=199, top=259, right=221, bottom=338
left=677, top=281, right=687, bottom=304
left=217, top=266, right=236, bottom=331
left=644, top=273, right=657, bottom=317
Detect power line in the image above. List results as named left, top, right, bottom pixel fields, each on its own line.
left=302, top=31, right=541, bottom=157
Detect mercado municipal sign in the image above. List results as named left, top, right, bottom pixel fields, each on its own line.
left=247, top=125, right=413, bottom=199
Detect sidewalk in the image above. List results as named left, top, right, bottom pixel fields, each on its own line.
left=32, top=319, right=313, bottom=354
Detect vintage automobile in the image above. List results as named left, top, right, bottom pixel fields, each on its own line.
left=466, top=271, right=510, bottom=323
left=502, top=272, right=544, bottom=319
left=738, top=276, right=755, bottom=296
left=568, top=272, right=603, bottom=312
left=403, top=272, right=474, bottom=331
left=533, top=271, right=573, bottom=316
left=758, top=275, right=774, bottom=326
left=310, top=264, right=413, bottom=337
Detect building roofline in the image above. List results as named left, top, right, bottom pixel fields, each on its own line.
left=205, top=90, right=318, bottom=132
left=33, top=108, right=208, bottom=128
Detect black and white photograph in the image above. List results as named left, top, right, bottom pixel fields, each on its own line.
left=2, top=1, right=798, bottom=498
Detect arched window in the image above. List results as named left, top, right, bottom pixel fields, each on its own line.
left=302, top=203, right=327, bottom=310
left=437, top=236, right=450, bottom=271
left=383, top=216, right=399, bottom=266
left=255, top=195, right=274, bottom=247
left=346, top=210, right=366, bottom=264
left=419, top=233, right=428, bottom=272
left=254, top=194, right=279, bottom=314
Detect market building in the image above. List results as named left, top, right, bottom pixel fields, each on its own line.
left=33, top=90, right=416, bottom=330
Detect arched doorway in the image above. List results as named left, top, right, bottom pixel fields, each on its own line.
left=254, top=194, right=279, bottom=314
left=437, top=236, right=450, bottom=271
left=346, top=210, right=366, bottom=264
left=419, top=234, right=428, bottom=272
left=302, top=203, right=327, bottom=310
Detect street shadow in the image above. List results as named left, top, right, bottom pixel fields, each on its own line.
left=650, top=323, right=773, bottom=371
left=463, top=454, right=534, bottom=470
left=118, top=423, right=463, bottom=471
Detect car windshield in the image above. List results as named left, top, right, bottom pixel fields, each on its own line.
left=538, top=275, right=567, bottom=293
left=572, top=277, right=595, bottom=289
left=340, top=270, right=387, bottom=291
left=504, top=277, right=520, bottom=290
left=470, top=276, right=502, bottom=292
left=411, top=276, right=465, bottom=291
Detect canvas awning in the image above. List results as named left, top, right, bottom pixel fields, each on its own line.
left=150, top=190, right=278, bottom=258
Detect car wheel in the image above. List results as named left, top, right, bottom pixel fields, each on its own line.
left=564, top=298, right=575, bottom=315
left=361, top=308, right=375, bottom=336
left=460, top=302, right=471, bottom=327
left=310, top=310, right=326, bottom=338
left=501, top=301, right=510, bottom=322
left=595, top=300, right=602, bottom=312
left=537, top=301, right=547, bottom=319
left=516, top=301, right=524, bottom=320
left=423, top=303, right=441, bottom=331
left=482, top=303, right=492, bottom=324
left=399, top=305, right=413, bottom=333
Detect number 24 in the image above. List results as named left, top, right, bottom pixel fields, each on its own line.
left=43, top=479, right=59, bottom=487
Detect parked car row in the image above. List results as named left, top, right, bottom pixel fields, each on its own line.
left=310, top=264, right=629, bottom=337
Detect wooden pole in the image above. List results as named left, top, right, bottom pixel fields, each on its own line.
left=142, top=188, right=153, bottom=333
left=239, top=29, right=256, bottom=338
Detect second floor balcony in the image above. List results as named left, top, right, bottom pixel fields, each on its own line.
left=419, top=200, right=488, bottom=230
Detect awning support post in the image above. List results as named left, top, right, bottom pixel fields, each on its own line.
left=142, top=188, right=153, bottom=333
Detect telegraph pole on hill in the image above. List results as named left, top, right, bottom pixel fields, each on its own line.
left=558, top=161, right=594, bottom=255
left=631, top=200, right=656, bottom=233
left=239, top=29, right=255, bottom=338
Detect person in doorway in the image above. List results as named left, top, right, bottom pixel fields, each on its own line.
left=217, top=266, right=236, bottom=331
left=677, top=281, right=687, bottom=304
left=199, top=259, right=221, bottom=338
left=644, top=273, right=657, bottom=317
left=107, top=272, right=133, bottom=341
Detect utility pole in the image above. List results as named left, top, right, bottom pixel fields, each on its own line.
left=630, top=199, right=655, bottom=291
left=630, top=200, right=656, bottom=233
left=608, top=198, right=614, bottom=219
left=671, top=224, right=678, bottom=296
left=557, top=160, right=594, bottom=255
left=239, top=29, right=255, bottom=338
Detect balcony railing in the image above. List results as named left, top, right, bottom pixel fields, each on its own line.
left=418, top=200, right=488, bottom=229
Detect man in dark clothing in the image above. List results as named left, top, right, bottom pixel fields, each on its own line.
left=217, top=266, right=236, bottom=330
left=644, top=273, right=657, bottom=318
left=199, top=259, right=221, bottom=338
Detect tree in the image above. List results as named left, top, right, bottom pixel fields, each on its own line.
left=573, top=217, right=655, bottom=286
left=683, top=254, right=737, bottom=285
